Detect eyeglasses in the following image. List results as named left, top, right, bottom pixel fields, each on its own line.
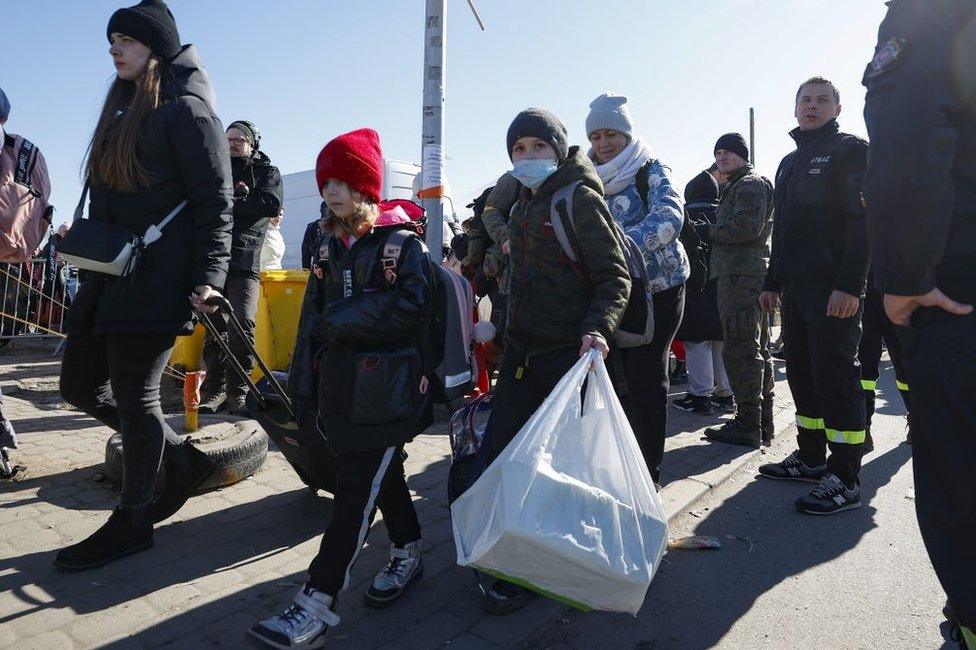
left=227, top=137, right=248, bottom=145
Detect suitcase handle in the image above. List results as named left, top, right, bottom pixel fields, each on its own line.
left=197, top=295, right=295, bottom=419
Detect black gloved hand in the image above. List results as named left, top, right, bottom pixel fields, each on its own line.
left=234, top=181, right=250, bottom=200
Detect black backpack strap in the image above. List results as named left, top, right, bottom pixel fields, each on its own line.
left=549, top=181, right=582, bottom=263
left=380, top=229, right=420, bottom=288
left=13, top=138, right=38, bottom=191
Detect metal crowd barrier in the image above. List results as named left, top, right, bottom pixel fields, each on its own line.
left=0, top=257, right=76, bottom=343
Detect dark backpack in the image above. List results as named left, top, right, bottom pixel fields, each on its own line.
left=634, top=161, right=709, bottom=294
left=549, top=182, right=654, bottom=348
left=380, top=228, right=476, bottom=403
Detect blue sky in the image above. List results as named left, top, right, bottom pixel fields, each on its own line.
left=5, top=1, right=887, bottom=225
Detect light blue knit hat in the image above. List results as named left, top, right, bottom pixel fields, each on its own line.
left=586, top=92, right=633, bottom=139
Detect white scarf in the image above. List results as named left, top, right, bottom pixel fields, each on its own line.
left=592, top=137, right=653, bottom=196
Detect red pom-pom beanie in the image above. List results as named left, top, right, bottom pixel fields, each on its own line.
left=315, top=128, right=384, bottom=203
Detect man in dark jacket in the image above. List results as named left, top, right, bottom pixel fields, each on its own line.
left=201, top=120, right=283, bottom=414
left=699, top=134, right=775, bottom=449
left=863, top=2, right=976, bottom=643
left=757, top=78, right=870, bottom=516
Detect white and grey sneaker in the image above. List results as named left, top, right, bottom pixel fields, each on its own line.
left=364, top=541, right=423, bottom=607
left=758, top=450, right=827, bottom=483
left=250, top=584, right=338, bottom=649
left=795, top=473, right=862, bottom=515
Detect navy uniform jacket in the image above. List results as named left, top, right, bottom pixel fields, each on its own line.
left=862, top=0, right=976, bottom=302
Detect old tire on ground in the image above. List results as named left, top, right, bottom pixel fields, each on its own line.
left=104, top=414, right=269, bottom=493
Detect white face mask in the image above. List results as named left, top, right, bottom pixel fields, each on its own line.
left=511, top=158, right=558, bottom=189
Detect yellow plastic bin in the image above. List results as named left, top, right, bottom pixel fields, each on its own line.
left=170, top=323, right=206, bottom=372
left=168, top=269, right=310, bottom=381
left=252, top=269, right=310, bottom=381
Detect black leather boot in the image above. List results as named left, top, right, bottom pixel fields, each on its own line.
left=705, top=419, right=762, bottom=448
left=149, top=442, right=217, bottom=523
left=53, top=506, right=154, bottom=571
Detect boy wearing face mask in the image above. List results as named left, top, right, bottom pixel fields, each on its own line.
left=479, top=108, right=631, bottom=615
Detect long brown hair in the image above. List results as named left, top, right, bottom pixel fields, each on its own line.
left=85, top=57, right=163, bottom=192
left=328, top=201, right=379, bottom=240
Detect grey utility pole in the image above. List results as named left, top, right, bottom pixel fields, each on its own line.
left=419, top=0, right=447, bottom=260
left=749, top=107, right=756, bottom=166
left=418, top=0, right=485, bottom=261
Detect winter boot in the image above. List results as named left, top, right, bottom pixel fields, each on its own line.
left=704, top=419, right=761, bottom=448
left=150, top=442, right=217, bottom=523
left=53, top=506, right=154, bottom=571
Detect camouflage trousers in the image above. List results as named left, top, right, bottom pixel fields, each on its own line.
left=716, top=274, right=774, bottom=429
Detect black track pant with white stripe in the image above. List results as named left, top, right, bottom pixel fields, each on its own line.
left=307, top=445, right=421, bottom=597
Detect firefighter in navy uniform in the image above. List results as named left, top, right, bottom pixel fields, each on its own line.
left=863, top=1, right=976, bottom=646
left=758, top=77, right=870, bottom=516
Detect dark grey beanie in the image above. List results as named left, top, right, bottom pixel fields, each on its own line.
left=506, top=108, right=569, bottom=162
left=228, top=120, right=259, bottom=149
left=714, top=132, right=750, bottom=162
left=107, top=0, right=181, bottom=61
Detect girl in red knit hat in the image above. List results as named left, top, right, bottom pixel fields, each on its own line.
left=251, top=128, right=432, bottom=649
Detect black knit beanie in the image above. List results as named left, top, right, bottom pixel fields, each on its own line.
left=714, top=133, right=750, bottom=163
left=107, top=0, right=181, bottom=61
left=228, top=121, right=259, bottom=149
left=684, top=170, right=720, bottom=204
left=506, top=108, right=569, bottom=162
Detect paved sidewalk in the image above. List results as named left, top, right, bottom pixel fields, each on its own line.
left=0, top=342, right=794, bottom=649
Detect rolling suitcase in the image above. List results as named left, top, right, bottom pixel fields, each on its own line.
left=198, top=296, right=338, bottom=493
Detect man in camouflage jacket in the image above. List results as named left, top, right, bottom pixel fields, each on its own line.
left=696, top=133, right=775, bottom=447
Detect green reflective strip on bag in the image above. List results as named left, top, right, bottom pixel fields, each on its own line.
left=896, top=380, right=910, bottom=391
left=825, top=428, right=866, bottom=444
left=860, top=379, right=877, bottom=391
left=474, top=565, right=592, bottom=612
left=796, top=415, right=825, bottom=430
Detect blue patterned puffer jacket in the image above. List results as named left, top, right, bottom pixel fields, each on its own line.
left=603, top=159, right=690, bottom=293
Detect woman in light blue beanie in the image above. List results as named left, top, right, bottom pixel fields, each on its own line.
left=586, top=91, right=689, bottom=488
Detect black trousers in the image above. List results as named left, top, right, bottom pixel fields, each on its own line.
left=201, top=274, right=260, bottom=397
left=617, top=283, right=685, bottom=483
left=307, top=445, right=421, bottom=597
left=486, top=345, right=579, bottom=465
left=900, top=309, right=976, bottom=630
left=781, top=283, right=865, bottom=486
left=858, top=287, right=911, bottom=430
left=60, top=329, right=181, bottom=508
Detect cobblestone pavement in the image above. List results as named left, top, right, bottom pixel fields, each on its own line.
left=0, top=342, right=794, bottom=649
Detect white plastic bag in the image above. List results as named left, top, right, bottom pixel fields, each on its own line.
left=451, top=351, right=668, bottom=614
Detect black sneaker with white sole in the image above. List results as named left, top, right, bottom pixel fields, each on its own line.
left=672, top=394, right=714, bottom=415
left=710, top=394, right=736, bottom=413
left=198, top=391, right=226, bottom=415
left=364, top=541, right=423, bottom=607
left=758, top=450, right=827, bottom=483
left=484, top=578, right=536, bottom=615
left=795, top=473, right=862, bottom=515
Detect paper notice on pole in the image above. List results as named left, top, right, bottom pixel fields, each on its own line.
left=422, top=144, right=444, bottom=191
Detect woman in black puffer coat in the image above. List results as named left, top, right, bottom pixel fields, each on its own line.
left=54, top=0, right=232, bottom=572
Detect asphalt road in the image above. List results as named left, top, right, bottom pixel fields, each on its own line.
left=528, top=360, right=956, bottom=650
